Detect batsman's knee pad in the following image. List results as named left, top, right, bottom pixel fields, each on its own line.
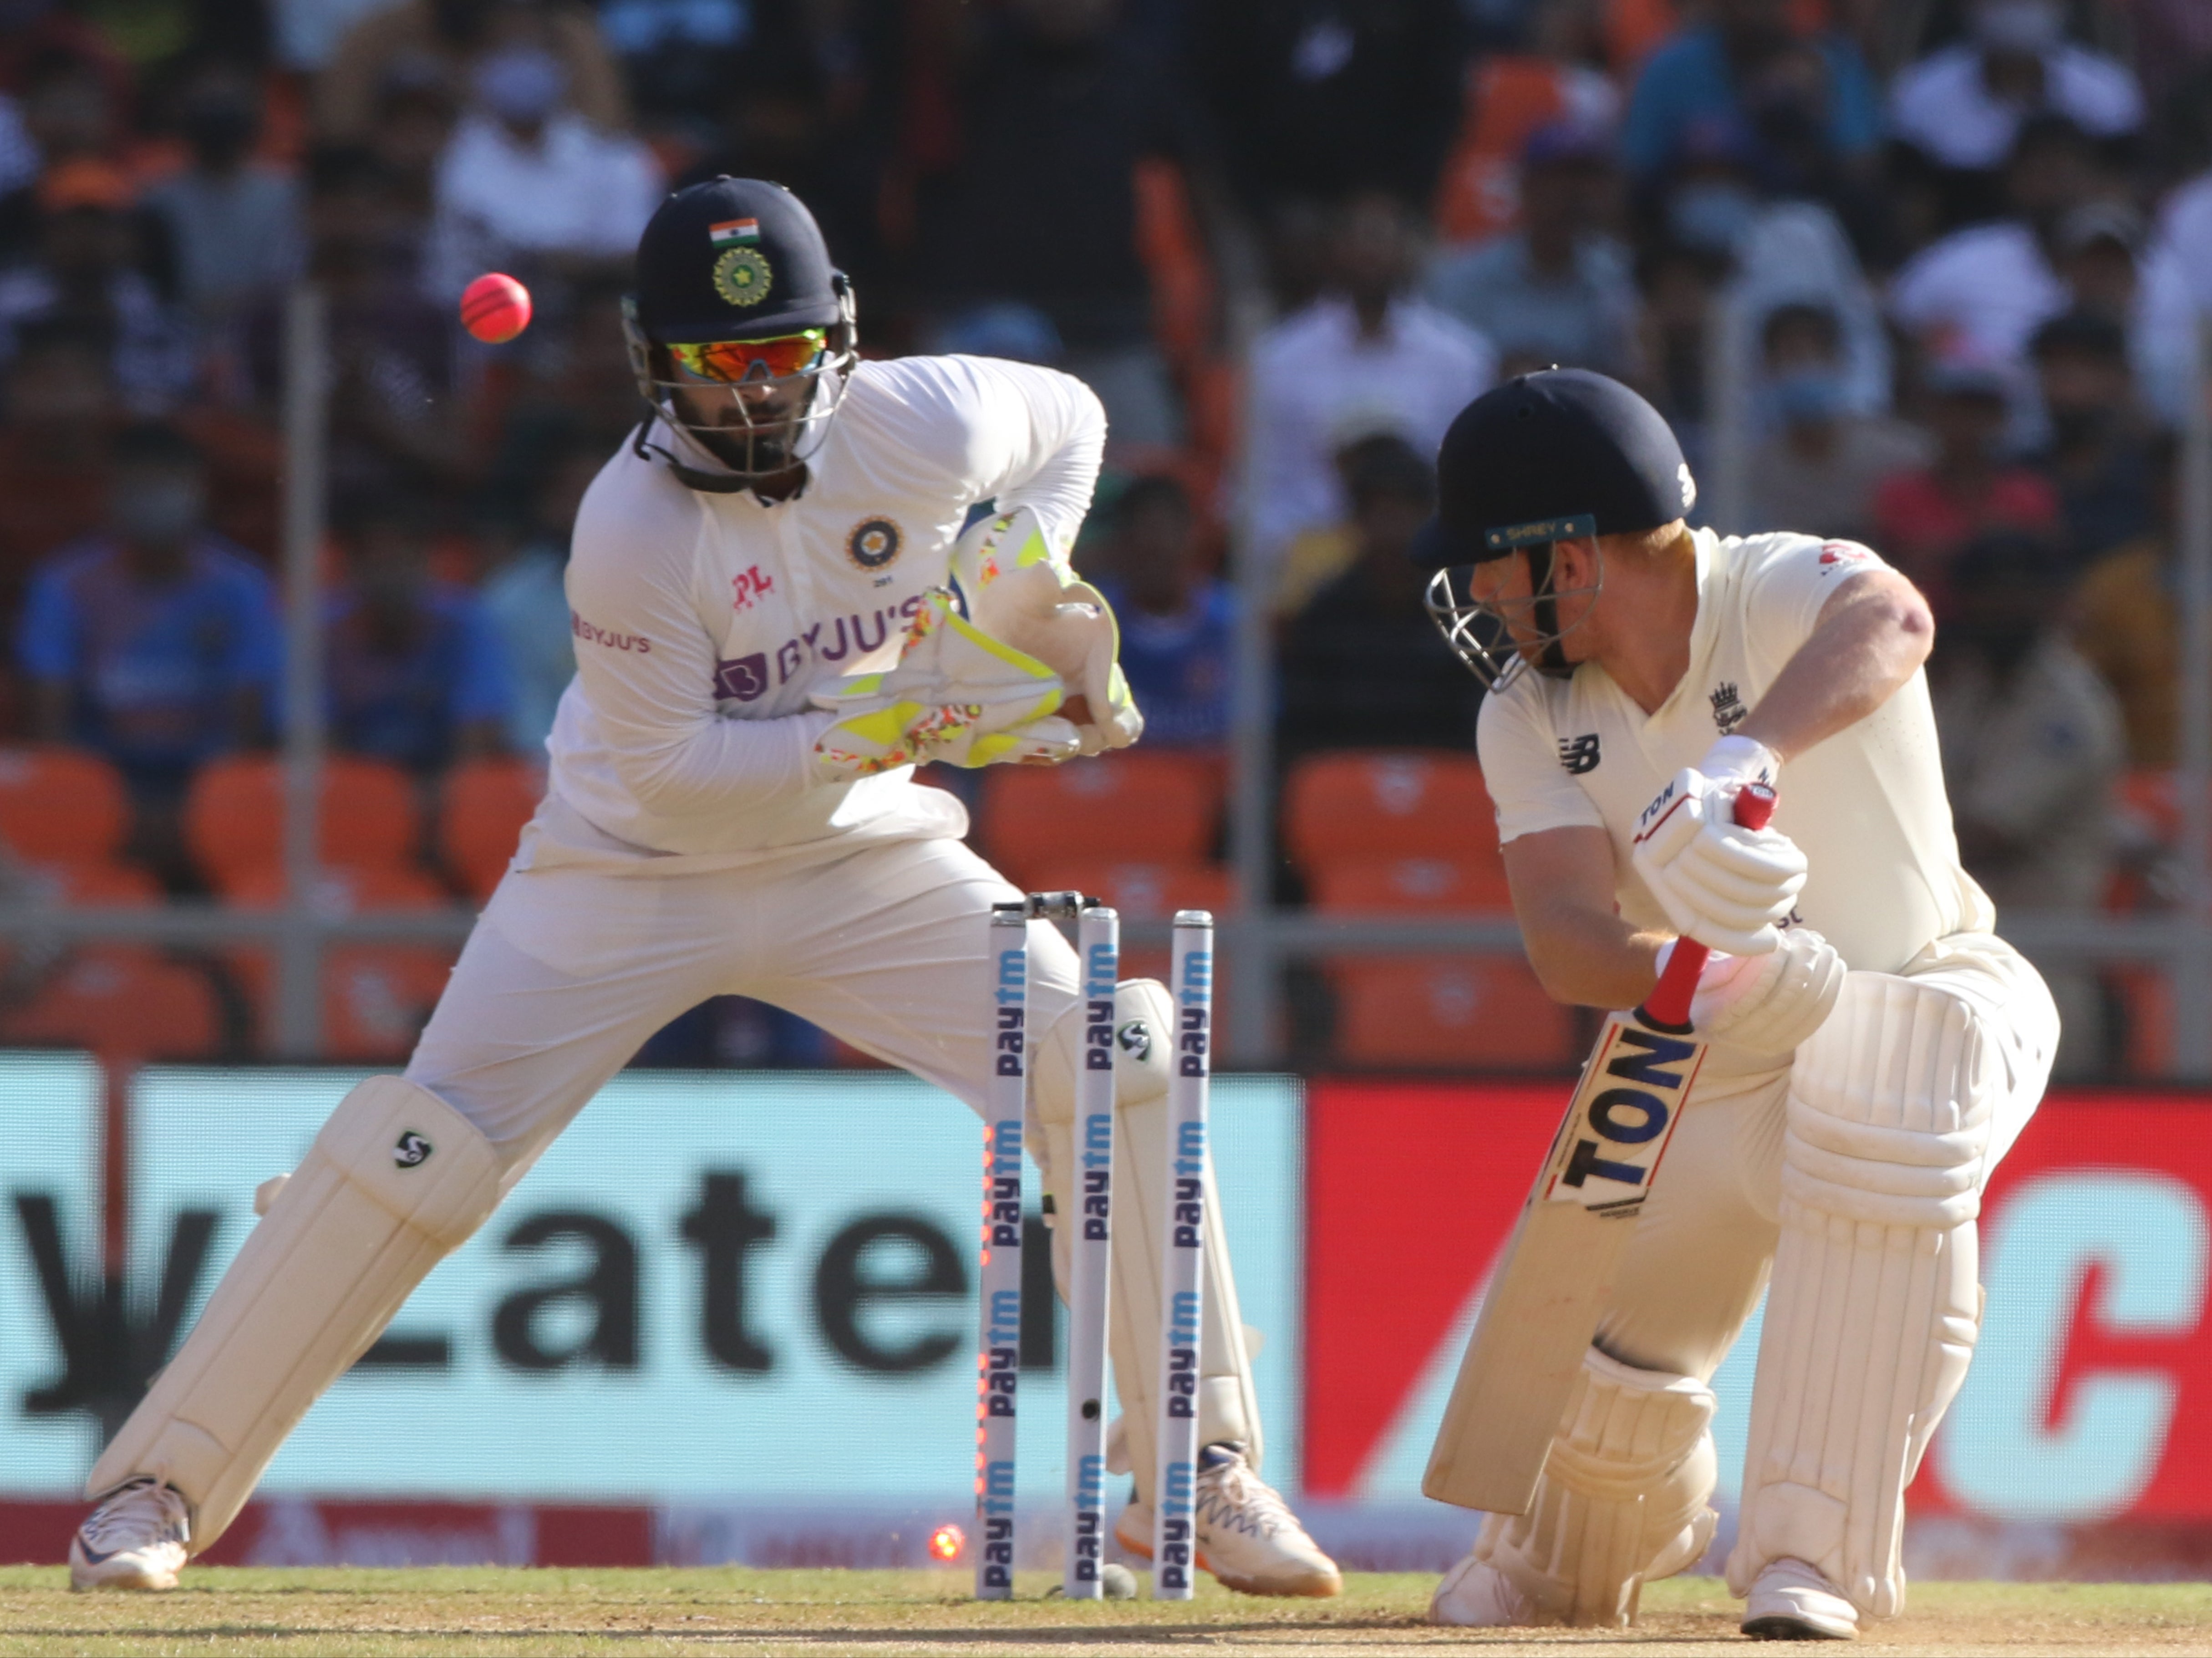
left=1034, top=978, right=1261, bottom=1488
left=88, top=1076, right=501, bottom=1553
left=1726, top=972, right=1994, bottom=1620
left=1475, top=1348, right=1718, bottom=1628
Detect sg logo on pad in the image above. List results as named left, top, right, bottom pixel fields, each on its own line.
left=393, top=1133, right=433, bottom=1168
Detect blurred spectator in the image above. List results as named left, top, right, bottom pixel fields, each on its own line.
left=144, top=60, right=305, bottom=322
left=915, top=0, right=1207, bottom=450
left=1872, top=362, right=2058, bottom=615
left=1193, top=0, right=1464, bottom=212
left=275, top=0, right=412, bottom=72
left=250, top=146, right=459, bottom=496
left=0, top=161, right=196, bottom=413
left=1929, top=529, right=2122, bottom=1077
left=1888, top=0, right=2143, bottom=189
left=320, top=0, right=629, bottom=142
left=1725, top=195, right=1891, bottom=417
left=2136, top=165, right=2212, bottom=427
left=1274, top=429, right=1424, bottom=615
left=1632, top=238, right=1724, bottom=468
left=0, top=320, right=114, bottom=639
left=422, top=7, right=662, bottom=300
left=15, top=422, right=279, bottom=832
left=0, top=47, right=122, bottom=266
left=2026, top=310, right=2157, bottom=563
left=2051, top=198, right=2145, bottom=330
left=0, top=8, right=132, bottom=107
left=1431, top=0, right=1619, bottom=249
left=1278, top=435, right=1479, bottom=758
left=1621, top=0, right=1881, bottom=193
left=1746, top=302, right=1930, bottom=541
left=1089, top=476, right=1231, bottom=749
left=1887, top=115, right=2103, bottom=421
left=1425, top=121, right=1639, bottom=379
left=480, top=431, right=600, bottom=754
left=2074, top=435, right=2189, bottom=768
left=600, top=0, right=756, bottom=147
left=326, top=495, right=514, bottom=774
left=1246, top=192, right=1494, bottom=566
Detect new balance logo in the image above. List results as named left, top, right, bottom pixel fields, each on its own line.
left=1557, top=734, right=1601, bottom=775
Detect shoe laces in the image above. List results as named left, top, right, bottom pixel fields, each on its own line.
left=81, top=1479, right=189, bottom=1553
left=1194, top=1442, right=1298, bottom=1541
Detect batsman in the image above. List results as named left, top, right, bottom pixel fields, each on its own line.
left=66, top=178, right=1337, bottom=1598
left=1414, top=371, right=2057, bottom=1639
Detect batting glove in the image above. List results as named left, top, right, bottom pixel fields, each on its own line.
left=1631, top=762, right=1806, bottom=956
left=1666, top=926, right=1844, bottom=1063
left=810, top=588, right=1081, bottom=779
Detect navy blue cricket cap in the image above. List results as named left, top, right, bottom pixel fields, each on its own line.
left=632, top=177, right=845, bottom=345
left=1409, top=369, right=1696, bottom=568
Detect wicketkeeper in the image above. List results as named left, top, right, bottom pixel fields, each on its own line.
left=68, top=178, right=1338, bottom=1598
left=1416, top=371, right=2055, bottom=1638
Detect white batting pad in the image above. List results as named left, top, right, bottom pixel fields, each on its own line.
left=1472, top=1347, right=1717, bottom=1627
left=1033, top=979, right=1261, bottom=1491
left=1725, top=972, right=1996, bottom=1618
left=89, top=1076, right=502, bottom=1551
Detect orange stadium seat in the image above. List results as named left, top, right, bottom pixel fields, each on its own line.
left=184, top=755, right=419, bottom=891
left=1330, top=956, right=1576, bottom=1071
left=222, top=865, right=457, bottom=1060
left=1309, top=856, right=1513, bottom=916
left=980, top=751, right=1223, bottom=887
left=1283, top=749, right=1496, bottom=872
left=0, top=946, right=224, bottom=1060
left=438, top=755, right=545, bottom=902
left=0, top=746, right=129, bottom=865
left=1015, top=857, right=1238, bottom=993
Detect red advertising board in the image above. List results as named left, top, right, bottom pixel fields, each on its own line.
left=1304, top=1080, right=2212, bottom=1536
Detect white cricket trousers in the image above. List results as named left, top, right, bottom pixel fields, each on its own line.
left=1593, top=930, right=2056, bottom=1381
left=407, top=835, right=1075, bottom=1180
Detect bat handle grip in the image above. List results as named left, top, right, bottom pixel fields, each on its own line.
left=1638, top=782, right=1779, bottom=1031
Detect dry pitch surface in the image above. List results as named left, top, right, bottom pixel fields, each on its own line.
left=2, top=1569, right=2209, bottom=1657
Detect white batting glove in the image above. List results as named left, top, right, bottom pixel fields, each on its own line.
left=1631, top=762, right=1806, bottom=957
left=810, top=588, right=1081, bottom=779
left=1665, top=926, right=1844, bottom=1062
left=955, top=507, right=1144, bottom=756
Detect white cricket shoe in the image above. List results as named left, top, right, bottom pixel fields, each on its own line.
left=1429, top=1552, right=1537, bottom=1626
left=1741, top=1557, right=1859, bottom=1640
left=70, top=1478, right=190, bottom=1592
left=1114, top=1441, right=1342, bottom=1597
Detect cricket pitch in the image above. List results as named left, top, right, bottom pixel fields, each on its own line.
left=5, top=1569, right=2211, bottom=1656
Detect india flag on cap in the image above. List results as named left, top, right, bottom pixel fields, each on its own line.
left=709, top=218, right=761, bottom=246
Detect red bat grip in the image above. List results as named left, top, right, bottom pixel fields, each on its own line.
left=1638, top=781, right=1778, bottom=1030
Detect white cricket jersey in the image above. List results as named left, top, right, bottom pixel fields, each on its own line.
left=520, top=353, right=1104, bottom=870
left=1477, top=528, right=1994, bottom=975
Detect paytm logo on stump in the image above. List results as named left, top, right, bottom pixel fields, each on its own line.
left=0, top=1058, right=1301, bottom=1505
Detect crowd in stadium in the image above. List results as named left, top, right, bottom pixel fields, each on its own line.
left=0, top=0, right=2206, bottom=1076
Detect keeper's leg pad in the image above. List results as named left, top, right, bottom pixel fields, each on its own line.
left=1033, top=979, right=1261, bottom=1489
left=1474, top=1348, right=1718, bottom=1628
left=1724, top=971, right=1995, bottom=1621
left=87, top=1076, right=501, bottom=1552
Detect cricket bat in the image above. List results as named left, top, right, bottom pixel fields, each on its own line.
left=1422, top=783, right=1777, bottom=1515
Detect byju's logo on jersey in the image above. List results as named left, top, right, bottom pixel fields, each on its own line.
left=847, top=518, right=902, bottom=572
left=1557, top=733, right=1602, bottom=775
left=1710, top=682, right=1746, bottom=733
left=714, top=654, right=770, bottom=702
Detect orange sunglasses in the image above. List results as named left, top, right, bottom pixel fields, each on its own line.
left=668, top=329, right=829, bottom=383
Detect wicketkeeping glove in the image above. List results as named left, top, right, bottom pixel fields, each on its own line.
left=810, top=588, right=1082, bottom=779
left=954, top=507, right=1143, bottom=756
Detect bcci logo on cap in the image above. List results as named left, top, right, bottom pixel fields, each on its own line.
left=712, top=246, right=772, bottom=309
left=393, top=1132, right=433, bottom=1168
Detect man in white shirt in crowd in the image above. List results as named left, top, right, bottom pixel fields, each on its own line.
left=66, top=178, right=1340, bottom=1602
left=1889, top=0, right=2142, bottom=177
left=1414, top=370, right=2057, bottom=1638
left=1245, top=190, right=1494, bottom=569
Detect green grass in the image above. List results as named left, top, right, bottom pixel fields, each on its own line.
left=0, top=1569, right=2208, bottom=1656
